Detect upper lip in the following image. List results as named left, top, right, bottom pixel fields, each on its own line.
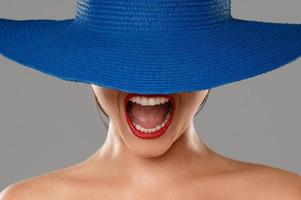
left=124, top=93, right=175, bottom=108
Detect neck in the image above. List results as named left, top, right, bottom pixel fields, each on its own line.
left=88, top=121, right=214, bottom=185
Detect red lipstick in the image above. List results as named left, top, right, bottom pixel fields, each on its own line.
left=124, top=93, right=176, bottom=139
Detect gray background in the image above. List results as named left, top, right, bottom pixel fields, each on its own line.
left=0, top=0, right=300, bottom=191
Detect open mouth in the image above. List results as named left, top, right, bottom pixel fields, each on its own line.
left=124, top=94, right=176, bottom=139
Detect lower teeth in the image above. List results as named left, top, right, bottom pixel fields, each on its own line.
left=131, top=108, right=172, bottom=133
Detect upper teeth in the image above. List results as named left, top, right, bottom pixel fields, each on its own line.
left=129, top=96, right=169, bottom=106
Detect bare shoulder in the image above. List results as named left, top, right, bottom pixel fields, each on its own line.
left=205, top=154, right=301, bottom=199
left=238, top=162, right=301, bottom=199
left=0, top=180, right=43, bottom=200
left=0, top=167, right=78, bottom=200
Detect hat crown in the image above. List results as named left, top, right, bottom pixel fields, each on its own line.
left=74, top=0, right=232, bottom=31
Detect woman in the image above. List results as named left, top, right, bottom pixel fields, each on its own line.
left=1, top=0, right=301, bottom=199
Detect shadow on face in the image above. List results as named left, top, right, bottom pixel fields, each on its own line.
left=91, top=84, right=210, bottom=158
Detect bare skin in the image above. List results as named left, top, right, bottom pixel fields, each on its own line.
left=1, top=85, right=301, bottom=199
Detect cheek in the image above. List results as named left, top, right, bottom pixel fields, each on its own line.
left=94, top=91, right=119, bottom=118
left=182, top=92, right=207, bottom=115
left=179, top=102, right=198, bottom=120
left=172, top=100, right=199, bottom=135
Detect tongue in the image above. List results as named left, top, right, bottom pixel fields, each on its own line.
left=129, top=103, right=169, bottom=129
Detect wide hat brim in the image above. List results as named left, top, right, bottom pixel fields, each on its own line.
left=0, top=17, right=301, bottom=94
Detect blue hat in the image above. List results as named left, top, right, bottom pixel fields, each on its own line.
left=1, top=0, right=300, bottom=94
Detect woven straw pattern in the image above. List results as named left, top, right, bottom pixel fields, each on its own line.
left=75, top=0, right=232, bottom=31
left=0, top=0, right=301, bottom=94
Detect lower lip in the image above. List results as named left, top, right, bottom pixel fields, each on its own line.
left=124, top=95, right=175, bottom=139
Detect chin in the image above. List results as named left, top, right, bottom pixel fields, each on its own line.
left=127, top=141, right=171, bottom=158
